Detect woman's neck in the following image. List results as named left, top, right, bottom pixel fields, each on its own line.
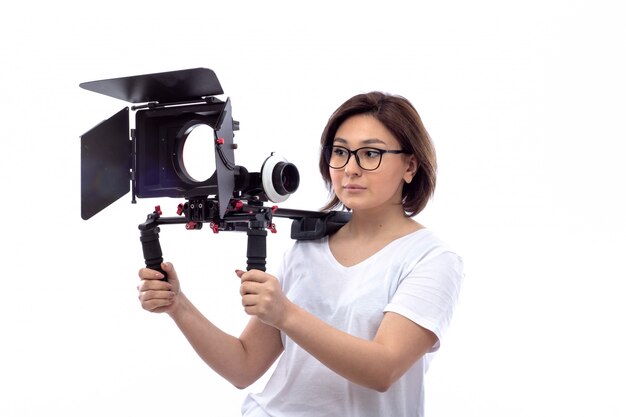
left=342, top=207, right=422, bottom=240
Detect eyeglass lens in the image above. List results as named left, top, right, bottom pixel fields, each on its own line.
left=325, top=146, right=383, bottom=170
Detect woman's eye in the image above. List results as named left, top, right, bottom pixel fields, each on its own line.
left=363, top=149, right=381, bottom=158
left=333, top=147, right=347, bottom=156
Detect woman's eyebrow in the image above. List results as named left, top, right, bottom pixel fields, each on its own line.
left=333, top=137, right=387, bottom=145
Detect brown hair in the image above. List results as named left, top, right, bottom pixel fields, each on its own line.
left=319, top=92, right=437, bottom=217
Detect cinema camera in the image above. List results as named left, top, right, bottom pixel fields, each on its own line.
left=80, top=68, right=349, bottom=276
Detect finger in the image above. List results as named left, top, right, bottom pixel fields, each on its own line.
left=161, top=262, right=176, bottom=274
left=138, top=289, right=174, bottom=303
left=142, top=297, right=174, bottom=312
left=240, top=281, right=250, bottom=296
left=239, top=270, right=269, bottom=284
left=138, top=267, right=166, bottom=280
left=235, top=269, right=246, bottom=279
left=240, top=281, right=265, bottom=296
left=137, top=279, right=172, bottom=292
left=241, top=293, right=257, bottom=308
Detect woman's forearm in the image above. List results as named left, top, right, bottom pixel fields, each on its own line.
left=169, top=293, right=281, bottom=389
left=278, top=304, right=436, bottom=392
left=278, top=304, right=396, bottom=392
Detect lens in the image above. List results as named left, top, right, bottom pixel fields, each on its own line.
left=356, top=148, right=382, bottom=170
left=272, top=162, right=300, bottom=195
left=261, top=154, right=300, bottom=203
left=324, top=146, right=348, bottom=169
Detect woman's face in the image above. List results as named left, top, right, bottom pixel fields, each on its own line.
left=329, top=114, right=416, bottom=214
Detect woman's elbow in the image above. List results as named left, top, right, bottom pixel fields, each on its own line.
left=231, top=372, right=263, bottom=390
left=227, top=373, right=258, bottom=390
left=363, top=373, right=395, bottom=393
left=373, top=384, right=390, bottom=393
left=233, top=382, right=251, bottom=390
left=231, top=377, right=256, bottom=390
left=372, top=379, right=393, bottom=393
left=369, top=367, right=406, bottom=392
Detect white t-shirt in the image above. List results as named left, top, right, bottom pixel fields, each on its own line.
left=242, top=228, right=463, bottom=417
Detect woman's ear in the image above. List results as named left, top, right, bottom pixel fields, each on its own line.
left=404, top=155, right=418, bottom=183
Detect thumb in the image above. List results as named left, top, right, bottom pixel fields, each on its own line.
left=235, top=269, right=246, bottom=279
left=162, top=262, right=179, bottom=281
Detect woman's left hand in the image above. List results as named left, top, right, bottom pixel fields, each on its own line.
left=236, top=269, right=293, bottom=329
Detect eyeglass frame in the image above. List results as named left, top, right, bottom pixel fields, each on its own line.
left=323, top=145, right=409, bottom=171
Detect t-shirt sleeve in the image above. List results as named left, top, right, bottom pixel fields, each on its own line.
left=384, top=250, right=464, bottom=352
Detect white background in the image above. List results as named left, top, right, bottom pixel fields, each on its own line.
left=1, top=1, right=625, bottom=416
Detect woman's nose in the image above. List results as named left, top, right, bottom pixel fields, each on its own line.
left=344, top=153, right=362, bottom=176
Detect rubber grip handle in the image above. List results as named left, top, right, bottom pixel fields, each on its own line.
left=246, top=228, right=267, bottom=271
left=140, top=226, right=168, bottom=281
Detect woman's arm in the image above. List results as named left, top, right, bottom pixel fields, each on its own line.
left=169, top=294, right=283, bottom=389
left=138, top=263, right=283, bottom=389
left=282, top=307, right=435, bottom=392
left=238, top=269, right=437, bottom=392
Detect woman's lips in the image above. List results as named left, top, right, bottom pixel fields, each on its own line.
left=343, top=184, right=366, bottom=191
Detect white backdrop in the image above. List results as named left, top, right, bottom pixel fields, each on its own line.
left=1, top=1, right=625, bottom=416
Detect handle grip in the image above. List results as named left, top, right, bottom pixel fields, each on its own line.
left=140, top=226, right=168, bottom=281
left=246, top=228, right=267, bottom=271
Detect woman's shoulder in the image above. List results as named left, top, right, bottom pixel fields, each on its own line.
left=287, top=235, right=330, bottom=255
left=393, top=227, right=462, bottom=265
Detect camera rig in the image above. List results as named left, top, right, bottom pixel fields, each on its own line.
left=79, top=68, right=349, bottom=276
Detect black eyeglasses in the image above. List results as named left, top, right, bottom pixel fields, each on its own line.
left=323, top=145, right=408, bottom=171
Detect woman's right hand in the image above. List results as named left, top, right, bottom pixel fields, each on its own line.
left=137, top=262, right=181, bottom=314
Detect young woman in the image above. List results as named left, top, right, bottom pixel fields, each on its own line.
left=137, top=92, right=463, bottom=417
